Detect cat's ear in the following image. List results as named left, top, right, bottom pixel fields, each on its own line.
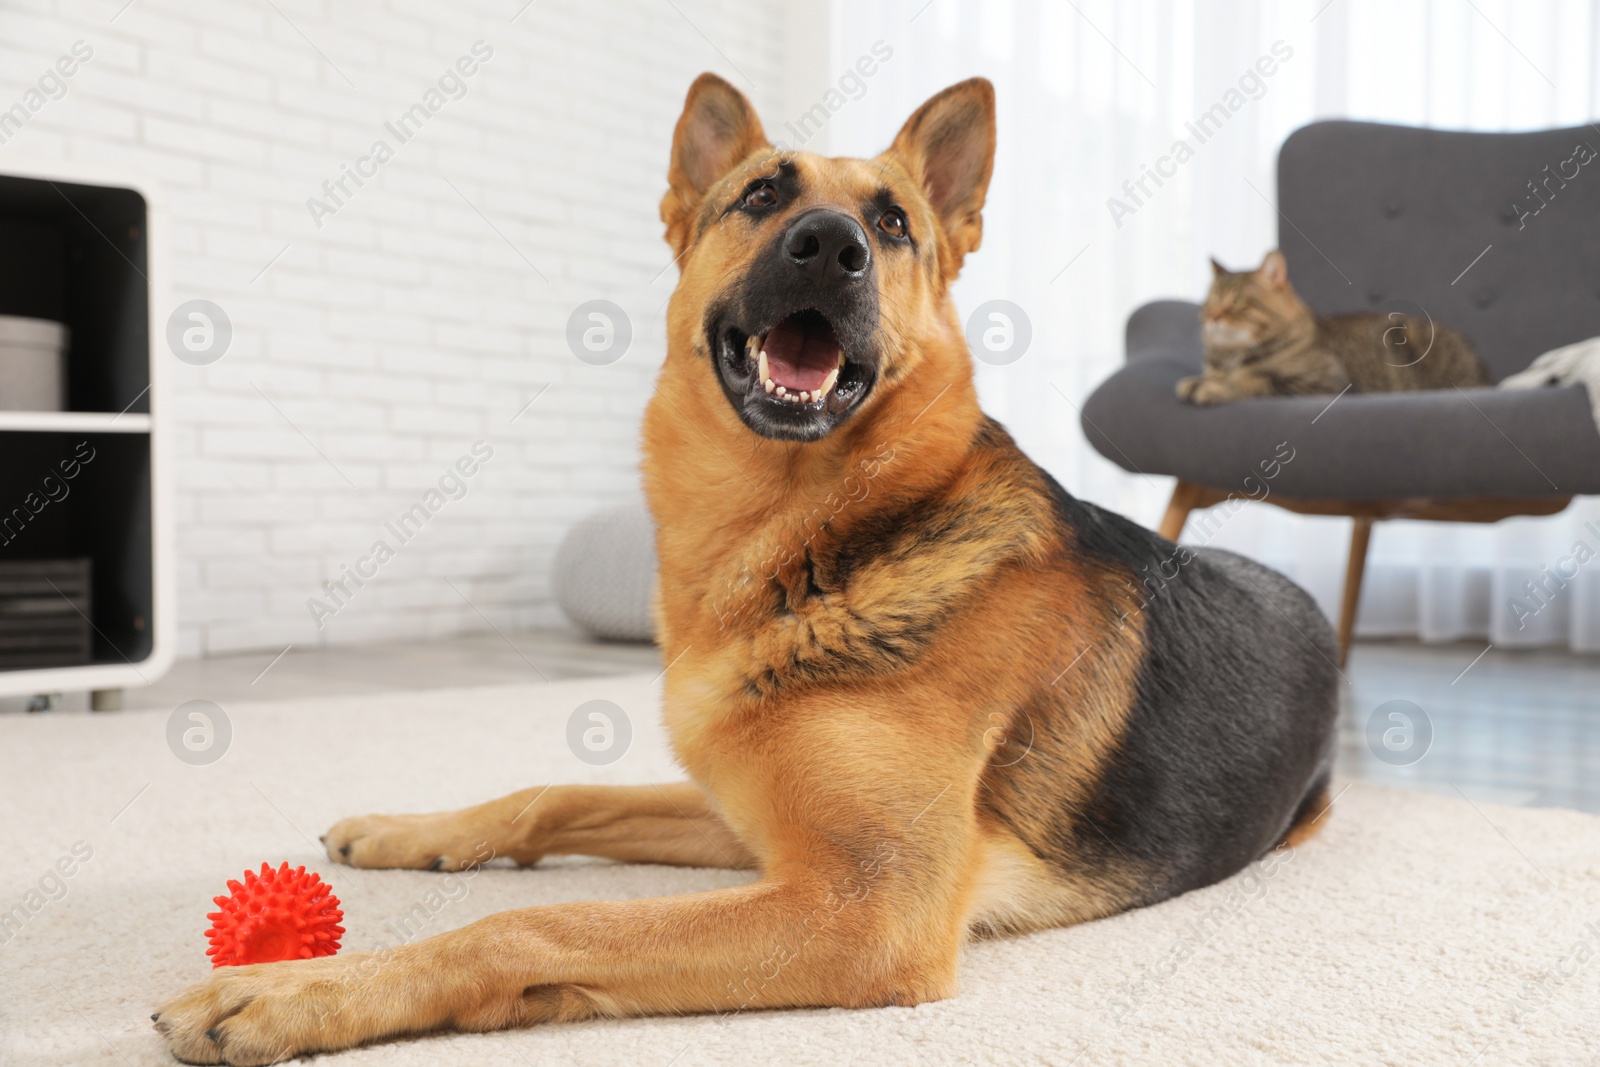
left=1259, top=250, right=1290, bottom=289
left=884, top=77, right=995, bottom=277
left=661, top=73, right=769, bottom=255
left=1210, top=257, right=1227, bottom=277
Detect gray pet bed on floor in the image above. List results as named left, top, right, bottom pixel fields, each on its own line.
left=551, top=500, right=657, bottom=641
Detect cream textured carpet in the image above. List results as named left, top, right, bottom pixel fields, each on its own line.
left=3, top=675, right=1599, bottom=1066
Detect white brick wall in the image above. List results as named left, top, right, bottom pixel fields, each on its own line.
left=1, top=0, right=792, bottom=656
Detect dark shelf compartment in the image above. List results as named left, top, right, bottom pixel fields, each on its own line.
left=0, top=175, right=149, bottom=415
left=0, top=558, right=92, bottom=669
left=0, top=432, right=152, bottom=666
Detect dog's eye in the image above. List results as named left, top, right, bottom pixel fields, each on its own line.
left=744, top=184, right=777, bottom=209
left=877, top=208, right=907, bottom=239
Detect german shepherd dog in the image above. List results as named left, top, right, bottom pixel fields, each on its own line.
left=155, top=75, right=1338, bottom=1064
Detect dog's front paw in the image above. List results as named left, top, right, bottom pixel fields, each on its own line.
left=153, top=956, right=376, bottom=1065
left=1175, top=375, right=1203, bottom=402
left=323, top=812, right=496, bottom=871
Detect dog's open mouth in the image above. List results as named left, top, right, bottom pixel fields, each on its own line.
left=755, top=311, right=845, bottom=404
left=712, top=308, right=876, bottom=441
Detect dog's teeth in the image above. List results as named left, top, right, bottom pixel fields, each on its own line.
left=798, top=391, right=809, bottom=402
left=776, top=386, right=787, bottom=396
left=838, top=353, right=846, bottom=368
left=817, top=366, right=840, bottom=398
left=764, top=378, right=775, bottom=394
left=758, top=350, right=770, bottom=386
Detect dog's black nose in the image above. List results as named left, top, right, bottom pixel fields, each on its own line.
left=783, top=209, right=870, bottom=287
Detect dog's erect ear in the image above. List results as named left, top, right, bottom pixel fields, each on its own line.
left=885, top=78, right=996, bottom=276
left=1258, top=249, right=1289, bottom=288
left=1210, top=257, right=1228, bottom=276
left=661, top=73, right=769, bottom=254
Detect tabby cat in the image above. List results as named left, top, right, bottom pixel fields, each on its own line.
left=1176, top=250, right=1492, bottom=405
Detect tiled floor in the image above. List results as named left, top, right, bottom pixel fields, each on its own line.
left=1337, top=641, right=1600, bottom=814
left=119, top=628, right=663, bottom=711
left=11, top=629, right=1600, bottom=815
left=0, top=628, right=659, bottom=716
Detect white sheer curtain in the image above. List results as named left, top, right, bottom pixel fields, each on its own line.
left=821, top=0, right=1600, bottom=652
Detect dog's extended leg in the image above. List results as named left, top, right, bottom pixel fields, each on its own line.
left=156, top=844, right=964, bottom=1065
left=157, top=865, right=954, bottom=1064
left=323, top=783, right=755, bottom=871
left=159, top=701, right=988, bottom=1065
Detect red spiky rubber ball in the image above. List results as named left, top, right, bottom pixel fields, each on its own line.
left=205, top=862, right=344, bottom=968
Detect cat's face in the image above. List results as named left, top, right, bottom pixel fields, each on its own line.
left=1201, top=250, right=1303, bottom=352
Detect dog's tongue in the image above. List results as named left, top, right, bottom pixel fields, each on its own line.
left=763, top=315, right=840, bottom=393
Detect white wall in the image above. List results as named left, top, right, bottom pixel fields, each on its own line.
left=0, top=0, right=790, bottom=655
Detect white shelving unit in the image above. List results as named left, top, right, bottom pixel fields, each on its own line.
left=0, top=160, right=173, bottom=705
left=0, top=412, right=153, bottom=434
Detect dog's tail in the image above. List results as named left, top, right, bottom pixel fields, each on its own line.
left=1278, top=771, right=1333, bottom=849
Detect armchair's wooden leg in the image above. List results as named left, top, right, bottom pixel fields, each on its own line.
left=1158, top=480, right=1206, bottom=541
left=1338, top=518, right=1374, bottom=668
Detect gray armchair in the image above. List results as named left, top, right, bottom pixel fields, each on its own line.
left=1082, top=120, right=1600, bottom=663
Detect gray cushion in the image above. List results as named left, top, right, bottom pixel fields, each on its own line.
left=1276, top=121, right=1600, bottom=383
left=551, top=501, right=657, bottom=641
left=1081, top=300, right=1600, bottom=499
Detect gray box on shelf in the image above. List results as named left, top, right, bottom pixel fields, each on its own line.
left=0, top=315, right=68, bottom=411
left=0, top=559, right=92, bottom=669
